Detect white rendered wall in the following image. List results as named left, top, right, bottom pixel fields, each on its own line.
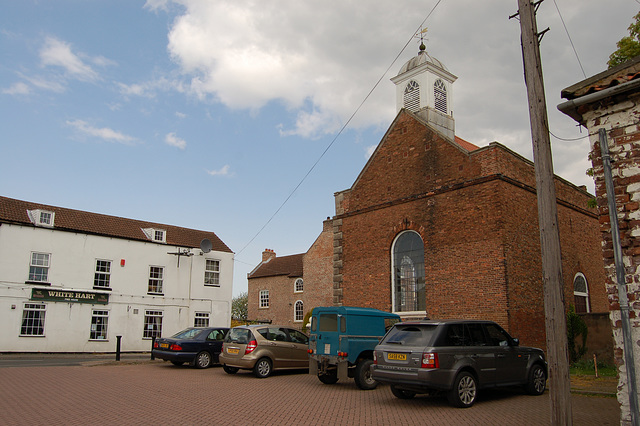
left=0, top=223, right=233, bottom=352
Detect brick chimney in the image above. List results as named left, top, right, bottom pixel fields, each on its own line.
left=262, top=248, right=276, bottom=262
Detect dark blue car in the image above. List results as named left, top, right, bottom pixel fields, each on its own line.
left=153, top=327, right=229, bottom=368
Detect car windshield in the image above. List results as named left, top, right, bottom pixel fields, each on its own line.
left=171, top=328, right=205, bottom=340
left=382, top=325, right=438, bottom=346
left=225, top=328, right=252, bottom=344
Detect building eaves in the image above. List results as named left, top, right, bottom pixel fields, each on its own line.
left=0, top=196, right=232, bottom=252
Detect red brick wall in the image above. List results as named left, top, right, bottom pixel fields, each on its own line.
left=333, top=110, right=605, bottom=351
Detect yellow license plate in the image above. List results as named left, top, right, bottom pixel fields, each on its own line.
left=387, top=353, right=406, bottom=361
left=160, top=343, right=169, bottom=349
left=227, top=348, right=239, bottom=354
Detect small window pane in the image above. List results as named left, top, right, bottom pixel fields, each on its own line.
left=148, top=266, right=164, bottom=294
left=21, top=304, right=46, bottom=336
left=143, top=310, right=163, bottom=339
left=205, top=260, right=220, bottom=286
left=194, top=312, right=210, bottom=328
left=94, top=260, right=111, bottom=288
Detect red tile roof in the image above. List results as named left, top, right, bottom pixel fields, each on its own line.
left=248, top=253, right=304, bottom=279
left=454, top=135, right=479, bottom=151
left=0, top=196, right=232, bottom=253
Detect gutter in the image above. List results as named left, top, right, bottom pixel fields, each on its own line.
left=557, top=77, right=640, bottom=125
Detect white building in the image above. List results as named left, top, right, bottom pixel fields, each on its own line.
left=0, top=196, right=234, bottom=353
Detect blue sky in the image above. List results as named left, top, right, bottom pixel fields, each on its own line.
left=1, top=0, right=637, bottom=297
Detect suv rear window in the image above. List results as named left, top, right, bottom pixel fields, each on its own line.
left=225, top=328, right=252, bottom=344
left=382, top=324, right=438, bottom=346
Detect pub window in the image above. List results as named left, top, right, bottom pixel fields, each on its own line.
left=148, top=266, right=164, bottom=294
left=194, top=312, right=210, bottom=328
left=143, top=310, right=163, bottom=339
left=205, top=259, right=220, bottom=286
left=94, top=260, right=111, bottom=289
left=90, top=310, right=109, bottom=340
left=20, top=303, right=46, bottom=336
left=28, top=252, right=50, bottom=283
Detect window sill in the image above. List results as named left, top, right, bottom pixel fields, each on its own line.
left=93, top=286, right=112, bottom=291
left=147, top=292, right=164, bottom=296
left=204, top=284, right=221, bottom=287
left=19, top=334, right=45, bottom=337
left=89, top=339, right=109, bottom=342
left=25, top=281, right=50, bottom=286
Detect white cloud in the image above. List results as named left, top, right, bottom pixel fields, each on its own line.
left=2, top=82, right=31, bottom=95
left=365, top=144, right=377, bottom=159
left=175, top=111, right=187, bottom=119
left=66, top=119, right=136, bottom=144
left=158, top=0, right=635, bottom=193
left=40, top=36, right=99, bottom=81
left=165, top=132, right=186, bottom=149
left=207, top=165, right=232, bottom=177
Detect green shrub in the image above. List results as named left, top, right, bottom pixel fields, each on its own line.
left=567, top=305, right=588, bottom=363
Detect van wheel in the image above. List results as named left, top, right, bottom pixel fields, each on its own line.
left=391, top=385, right=416, bottom=399
left=354, top=359, right=377, bottom=390
left=447, top=371, right=477, bottom=408
left=318, top=371, right=339, bottom=384
left=253, top=358, right=272, bottom=378
left=525, top=364, right=547, bottom=395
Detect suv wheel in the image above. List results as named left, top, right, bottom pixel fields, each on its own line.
left=194, top=351, right=212, bottom=369
left=253, top=358, right=272, bottom=378
left=448, top=371, right=477, bottom=408
left=354, top=359, right=377, bottom=390
left=525, top=364, right=547, bottom=395
left=390, top=385, right=416, bottom=399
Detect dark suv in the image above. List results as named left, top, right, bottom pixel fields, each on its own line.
left=371, top=320, right=547, bottom=408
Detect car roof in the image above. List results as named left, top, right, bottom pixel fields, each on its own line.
left=395, top=319, right=496, bottom=326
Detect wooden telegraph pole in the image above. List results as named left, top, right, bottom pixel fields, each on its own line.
left=516, top=0, right=572, bottom=424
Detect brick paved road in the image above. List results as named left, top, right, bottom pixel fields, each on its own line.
left=0, top=361, right=620, bottom=425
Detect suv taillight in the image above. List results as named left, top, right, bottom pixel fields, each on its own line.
left=245, top=339, right=257, bottom=354
left=421, top=352, right=439, bottom=369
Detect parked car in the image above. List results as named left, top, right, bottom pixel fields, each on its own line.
left=371, top=320, right=547, bottom=408
left=220, top=325, right=309, bottom=378
left=152, top=327, right=229, bottom=369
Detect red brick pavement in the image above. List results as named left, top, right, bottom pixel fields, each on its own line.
left=0, top=361, right=620, bottom=425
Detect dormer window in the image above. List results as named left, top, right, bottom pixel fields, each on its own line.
left=27, top=209, right=55, bottom=228
left=434, top=79, right=447, bottom=114
left=403, top=80, right=420, bottom=112
left=142, top=228, right=166, bottom=243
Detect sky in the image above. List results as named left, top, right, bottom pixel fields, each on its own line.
left=1, top=0, right=638, bottom=297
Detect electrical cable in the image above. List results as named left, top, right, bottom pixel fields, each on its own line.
left=552, top=0, right=587, bottom=79
left=234, top=0, right=444, bottom=257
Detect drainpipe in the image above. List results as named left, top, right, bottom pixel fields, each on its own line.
left=600, top=128, right=639, bottom=426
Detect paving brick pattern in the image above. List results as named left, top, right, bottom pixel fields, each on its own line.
left=0, top=361, right=620, bottom=425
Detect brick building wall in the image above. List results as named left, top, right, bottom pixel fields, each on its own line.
left=333, top=109, right=606, bottom=351
left=247, top=221, right=333, bottom=328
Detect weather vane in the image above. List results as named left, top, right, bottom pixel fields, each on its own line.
left=415, top=27, right=428, bottom=51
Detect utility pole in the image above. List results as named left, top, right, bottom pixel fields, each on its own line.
left=515, top=1, right=572, bottom=424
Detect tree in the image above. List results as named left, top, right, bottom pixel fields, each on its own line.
left=608, top=11, right=640, bottom=68
left=231, top=292, right=248, bottom=321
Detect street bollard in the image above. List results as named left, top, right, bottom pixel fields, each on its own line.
left=151, top=336, right=155, bottom=360
left=116, top=335, right=122, bottom=361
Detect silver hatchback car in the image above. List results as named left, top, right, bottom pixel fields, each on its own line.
left=219, top=325, right=309, bottom=378
left=371, top=320, right=547, bottom=407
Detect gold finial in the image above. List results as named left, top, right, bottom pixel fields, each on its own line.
left=415, top=27, right=428, bottom=52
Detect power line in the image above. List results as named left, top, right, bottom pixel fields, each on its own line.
left=235, top=0, right=444, bottom=257
left=552, top=0, right=586, bottom=79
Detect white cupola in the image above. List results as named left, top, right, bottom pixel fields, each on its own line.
left=391, top=42, right=457, bottom=141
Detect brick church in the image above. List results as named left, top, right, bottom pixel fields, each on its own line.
left=249, top=43, right=608, bottom=351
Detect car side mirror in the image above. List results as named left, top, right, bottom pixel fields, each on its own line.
left=512, top=338, right=520, bottom=346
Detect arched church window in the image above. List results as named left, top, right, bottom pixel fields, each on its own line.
left=434, top=79, right=447, bottom=114
left=573, top=273, right=590, bottom=313
left=403, top=80, right=420, bottom=112
left=392, top=231, right=426, bottom=313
